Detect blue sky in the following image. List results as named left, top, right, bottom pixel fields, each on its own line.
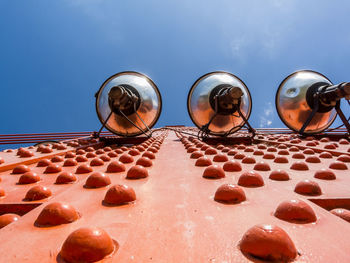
left=1, top=0, right=350, bottom=135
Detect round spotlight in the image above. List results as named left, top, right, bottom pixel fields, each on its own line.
left=187, top=71, right=252, bottom=136
left=95, top=71, right=162, bottom=137
left=275, top=70, right=337, bottom=134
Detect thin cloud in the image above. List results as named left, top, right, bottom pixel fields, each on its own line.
left=259, top=102, right=274, bottom=128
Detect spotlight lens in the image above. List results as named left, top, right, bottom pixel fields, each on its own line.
left=187, top=71, right=252, bottom=135
left=96, top=72, right=162, bottom=136
left=276, top=70, right=336, bottom=134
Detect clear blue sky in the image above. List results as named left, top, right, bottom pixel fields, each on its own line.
left=1, top=0, right=349, bottom=134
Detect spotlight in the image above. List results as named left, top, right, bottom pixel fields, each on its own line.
left=95, top=71, right=162, bottom=139
left=275, top=70, right=350, bottom=135
left=187, top=71, right=254, bottom=139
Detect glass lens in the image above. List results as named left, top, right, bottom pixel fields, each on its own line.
left=188, top=72, right=252, bottom=135
left=276, top=70, right=336, bottom=133
left=96, top=72, right=161, bottom=136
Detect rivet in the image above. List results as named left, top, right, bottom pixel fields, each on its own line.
left=274, top=199, right=317, bottom=223
left=128, top=149, right=140, bottom=156
left=142, top=151, right=156, bottom=159
left=0, top=188, right=5, bottom=197
left=18, top=172, right=41, bottom=184
left=0, top=157, right=4, bottom=164
left=44, top=164, right=62, bottom=173
left=339, top=139, right=350, bottom=145
left=136, top=145, right=145, bottom=152
left=244, top=147, right=254, bottom=152
left=37, top=159, right=52, bottom=167
left=289, top=146, right=299, bottom=152
left=200, top=145, right=210, bottom=151
left=205, top=148, right=218, bottom=155
left=228, top=149, right=238, bottom=156
left=306, top=136, right=315, bottom=141
left=314, top=169, right=336, bottom=180
left=0, top=214, right=20, bottom=229
left=106, top=161, right=126, bottom=173
left=241, top=156, right=256, bottom=164
left=103, top=147, right=112, bottom=152
left=190, top=151, right=204, bottom=159
left=90, top=158, right=104, bottom=166
left=253, top=150, right=264, bottom=156
left=237, top=145, right=246, bottom=150
left=292, top=153, right=305, bottom=159
left=290, top=139, right=301, bottom=144
left=319, top=152, right=333, bottom=158
left=303, top=149, right=315, bottom=155
left=136, top=157, right=152, bottom=167
left=51, top=156, right=64, bottom=163
left=60, top=227, right=116, bottom=263
left=195, top=156, right=212, bottom=167
left=213, top=153, right=229, bottom=162
left=25, top=185, right=52, bottom=201
left=119, top=153, right=134, bottom=164
left=306, top=142, right=317, bottom=146
left=148, top=147, right=158, bottom=153
left=35, top=202, right=80, bottom=226
left=76, top=149, right=86, bottom=155
left=202, top=165, right=225, bottom=179
left=86, top=152, right=97, bottom=158
left=278, top=150, right=289, bottom=155
left=63, top=159, right=78, bottom=167
left=320, top=137, right=330, bottom=142
left=19, top=149, right=34, bottom=158
left=40, top=147, right=53, bottom=153
left=75, top=155, right=88, bottom=162
left=55, top=172, right=77, bottom=184
left=238, top=171, right=264, bottom=187
left=216, top=144, right=224, bottom=150
left=294, top=180, right=322, bottom=196
left=337, top=155, right=350, bottom=163
left=106, top=152, right=117, bottom=158
left=65, top=152, right=76, bottom=158
left=12, top=164, right=30, bottom=174
left=185, top=143, right=196, bottom=150
left=290, top=161, right=309, bottom=171
left=222, top=147, right=230, bottom=153
left=85, top=172, right=111, bottom=188
left=330, top=208, right=350, bottom=222
left=239, top=224, right=297, bottom=262
left=187, top=147, right=197, bottom=153
left=234, top=153, right=245, bottom=160
left=329, top=161, right=348, bottom=170
left=254, top=161, right=271, bottom=171
left=114, top=149, right=123, bottom=154
left=269, top=170, right=290, bottom=181
left=126, top=165, right=149, bottom=179
left=278, top=144, right=287, bottom=149
left=274, top=156, right=289, bottom=163
left=305, top=156, right=321, bottom=163
left=85, top=147, right=95, bottom=152
left=263, top=153, right=275, bottom=159
left=267, top=147, right=277, bottom=152
left=324, top=143, right=336, bottom=149
left=257, top=144, right=267, bottom=150
left=103, top=184, right=136, bottom=205
left=214, top=184, right=246, bottom=204
left=95, top=149, right=105, bottom=155
left=223, top=160, right=242, bottom=172
left=75, top=164, right=93, bottom=174
left=100, top=155, right=111, bottom=162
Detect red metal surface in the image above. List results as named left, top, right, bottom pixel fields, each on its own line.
left=0, top=128, right=349, bottom=262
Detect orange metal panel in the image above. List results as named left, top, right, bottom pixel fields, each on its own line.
left=0, top=129, right=349, bottom=262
